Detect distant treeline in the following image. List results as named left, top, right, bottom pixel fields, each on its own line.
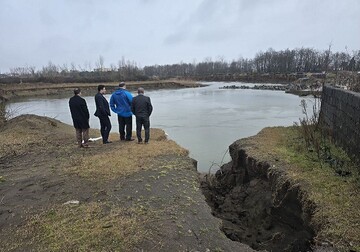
left=1, top=47, right=360, bottom=84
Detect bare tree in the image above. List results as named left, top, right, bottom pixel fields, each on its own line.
left=95, top=55, right=105, bottom=71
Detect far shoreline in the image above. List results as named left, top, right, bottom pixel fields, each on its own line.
left=0, top=79, right=205, bottom=102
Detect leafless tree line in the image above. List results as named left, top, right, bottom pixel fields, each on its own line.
left=144, top=48, right=360, bottom=78
left=1, top=48, right=359, bottom=84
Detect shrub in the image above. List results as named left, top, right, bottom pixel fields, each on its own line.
left=0, top=102, right=8, bottom=126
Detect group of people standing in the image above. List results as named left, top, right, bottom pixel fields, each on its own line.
left=69, top=82, right=153, bottom=148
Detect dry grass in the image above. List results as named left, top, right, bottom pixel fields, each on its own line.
left=0, top=103, right=7, bottom=126
left=263, top=127, right=360, bottom=251
left=67, top=129, right=189, bottom=179
left=0, top=114, right=101, bottom=159
left=6, top=202, right=150, bottom=252
left=0, top=116, right=191, bottom=252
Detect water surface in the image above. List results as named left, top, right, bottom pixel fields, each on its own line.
left=7, top=82, right=312, bottom=172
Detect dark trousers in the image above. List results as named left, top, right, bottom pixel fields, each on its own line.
left=99, top=116, right=111, bottom=143
left=118, top=115, right=132, bottom=140
left=136, top=116, right=150, bottom=143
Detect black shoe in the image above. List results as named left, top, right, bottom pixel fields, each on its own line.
left=125, top=138, right=135, bottom=141
left=138, top=140, right=143, bottom=144
left=103, top=141, right=112, bottom=144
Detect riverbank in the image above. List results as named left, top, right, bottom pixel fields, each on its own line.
left=1, top=115, right=359, bottom=251
left=0, top=114, right=252, bottom=251
left=201, top=127, right=360, bottom=252
left=0, top=80, right=203, bottom=101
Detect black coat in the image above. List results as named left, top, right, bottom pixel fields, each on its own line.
left=69, top=95, right=90, bottom=129
left=131, top=94, right=153, bottom=118
left=94, top=93, right=110, bottom=118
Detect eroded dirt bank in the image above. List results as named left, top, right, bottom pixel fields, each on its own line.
left=201, top=141, right=317, bottom=251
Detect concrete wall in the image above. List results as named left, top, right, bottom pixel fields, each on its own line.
left=321, top=85, right=360, bottom=161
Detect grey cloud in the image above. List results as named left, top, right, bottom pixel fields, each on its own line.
left=39, top=8, right=56, bottom=26
left=0, top=0, right=359, bottom=71
left=164, top=32, right=188, bottom=45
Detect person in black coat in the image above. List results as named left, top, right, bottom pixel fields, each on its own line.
left=131, top=87, right=153, bottom=144
left=69, top=88, right=90, bottom=148
left=94, top=85, right=112, bottom=144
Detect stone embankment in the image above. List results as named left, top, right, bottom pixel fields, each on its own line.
left=321, top=85, right=360, bottom=167
left=219, top=83, right=322, bottom=96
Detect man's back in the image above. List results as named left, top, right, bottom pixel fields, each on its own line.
left=69, top=95, right=89, bottom=129
left=132, top=94, right=153, bottom=117
left=110, top=89, right=133, bottom=117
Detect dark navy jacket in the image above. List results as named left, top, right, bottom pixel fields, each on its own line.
left=131, top=94, right=153, bottom=118
left=94, top=92, right=110, bottom=118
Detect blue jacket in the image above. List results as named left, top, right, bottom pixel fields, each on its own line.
left=110, top=88, right=133, bottom=117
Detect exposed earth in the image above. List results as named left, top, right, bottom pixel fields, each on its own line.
left=0, top=115, right=253, bottom=251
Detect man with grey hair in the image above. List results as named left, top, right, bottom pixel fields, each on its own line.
left=131, top=87, right=153, bottom=144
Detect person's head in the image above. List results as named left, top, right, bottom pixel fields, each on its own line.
left=137, top=87, right=145, bottom=95
left=74, top=88, right=81, bottom=96
left=98, top=84, right=106, bottom=94
left=119, top=82, right=126, bottom=89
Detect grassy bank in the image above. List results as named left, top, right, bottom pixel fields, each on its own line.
left=238, top=126, right=359, bottom=251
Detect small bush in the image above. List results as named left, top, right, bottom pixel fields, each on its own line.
left=0, top=103, right=8, bottom=126
left=295, top=98, right=354, bottom=176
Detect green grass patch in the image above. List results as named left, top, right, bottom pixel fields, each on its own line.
left=273, top=127, right=360, bottom=251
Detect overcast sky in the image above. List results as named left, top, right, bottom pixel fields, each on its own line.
left=1, top=0, right=359, bottom=72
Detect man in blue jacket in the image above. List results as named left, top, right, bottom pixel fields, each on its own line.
left=110, top=82, right=134, bottom=141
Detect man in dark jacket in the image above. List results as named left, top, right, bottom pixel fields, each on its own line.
left=110, top=82, right=134, bottom=141
left=131, top=87, right=153, bottom=144
left=69, top=88, right=90, bottom=148
left=94, top=85, right=112, bottom=144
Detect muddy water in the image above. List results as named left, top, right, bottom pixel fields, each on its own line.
left=6, top=82, right=313, bottom=172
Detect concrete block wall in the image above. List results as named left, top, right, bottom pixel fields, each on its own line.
left=321, top=85, right=360, bottom=161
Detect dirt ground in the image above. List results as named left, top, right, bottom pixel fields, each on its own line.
left=0, top=115, right=253, bottom=252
